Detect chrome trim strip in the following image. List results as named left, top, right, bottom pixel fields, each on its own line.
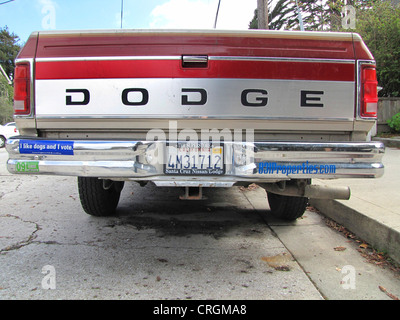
left=35, top=55, right=355, bottom=64
left=35, top=56, right=181, bottom=62
left=209, top=56, right=356, bottom=64
left=36, top=29, right=355, bottom=40
left=34, top=115, right=354, bottom=121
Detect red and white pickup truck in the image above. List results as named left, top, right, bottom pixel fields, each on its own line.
left=7, top=29, right=384, bottom=220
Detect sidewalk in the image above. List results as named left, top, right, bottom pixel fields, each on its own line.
left=310, top=138, right=400, bottom=265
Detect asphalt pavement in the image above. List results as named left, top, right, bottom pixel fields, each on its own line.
left=310, top=137, right=400, bottom=265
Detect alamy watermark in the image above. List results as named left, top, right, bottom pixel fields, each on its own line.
left=145, top=120, right=255, bottom=168
left=41, top=0, right=56, bottom=30
left=342, top=5, right=356, bottom=29
left=41, top=265, right=56, bottom=290
left=37, top=2, right=356, bottom=35
left=341, top=265, right=356, bottom=290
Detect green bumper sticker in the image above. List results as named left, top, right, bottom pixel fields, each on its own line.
left=16, top=161, right=39, bottom=173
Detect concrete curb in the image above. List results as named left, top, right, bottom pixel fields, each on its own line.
left=310, top=198, right=400, bottom=265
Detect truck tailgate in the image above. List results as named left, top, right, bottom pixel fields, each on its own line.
left=32, top=30, right=357, bottom=125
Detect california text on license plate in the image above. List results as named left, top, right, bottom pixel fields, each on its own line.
left=164, top=142, right=225, bottom=175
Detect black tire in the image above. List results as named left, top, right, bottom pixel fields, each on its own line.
left=78, top=177, right=124, bottom=216
left=267, top=192, right=308, bottom=221
left=0, top=136, right=5, bottom=148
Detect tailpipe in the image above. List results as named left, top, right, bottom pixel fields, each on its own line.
left=304, top=184, right=350, bottom=200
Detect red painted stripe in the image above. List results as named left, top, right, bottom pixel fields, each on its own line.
left=35, top=60, right=355, bottom=81
left=214, top=60, right=355, bottom=81
left=34, top=33, right=357, bottom=60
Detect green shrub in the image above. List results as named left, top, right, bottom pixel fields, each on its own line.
left=387, top=113, right=400, bottom=133
left=0, top=76, right=13, bottom=124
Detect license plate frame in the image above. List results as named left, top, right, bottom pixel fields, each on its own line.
left=164, top=142, right=225, bottom=175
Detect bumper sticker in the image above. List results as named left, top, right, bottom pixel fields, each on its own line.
left=19, top=140, right=74, bottom=155
left=16, top=161, right=39, bottom=173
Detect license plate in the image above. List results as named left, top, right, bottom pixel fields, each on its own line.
left=164, top=142, right=224, bottom=175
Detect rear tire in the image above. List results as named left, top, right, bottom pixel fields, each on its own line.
left=78, top=177, right=124, bottom=216
left=267, top=192, right=308, bottom=221
left=0, top=136, right=5, bottom=148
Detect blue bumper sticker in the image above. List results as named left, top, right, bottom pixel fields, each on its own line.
left=19, top=140, right=74, bottom=155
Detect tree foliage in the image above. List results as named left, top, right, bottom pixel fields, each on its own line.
left=0, top=26, right=19, bottom=123
left=249, top=0, right=332, bottom=31
left=0, top=75, right=13, bottom=124
left=0, top=26, right=21, bottom=80
left=249, top=0, right=400, bottom=97
left=353, top=1, right=400, bottom=97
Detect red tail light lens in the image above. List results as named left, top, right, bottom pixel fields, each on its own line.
left=360, top=65, right=378, bottom=118
left=14, top=63, right=31, bottom=115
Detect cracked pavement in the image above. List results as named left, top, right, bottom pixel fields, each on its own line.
left=1, top=148, right=400, bottom=300
left=0, top=214, right=40, bottom=253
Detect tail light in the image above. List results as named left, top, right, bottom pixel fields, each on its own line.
left=360, top=64, right=378, bottom=118
left=14, top=63, right=31, bottom=115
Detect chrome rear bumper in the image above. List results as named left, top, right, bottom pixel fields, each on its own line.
left=6, top=138, right=384, bottom=186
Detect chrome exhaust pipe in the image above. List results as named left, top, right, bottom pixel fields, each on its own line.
left=304, top=184, right=350, bottom=200
left=261, top=183, right=350, bottom=200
